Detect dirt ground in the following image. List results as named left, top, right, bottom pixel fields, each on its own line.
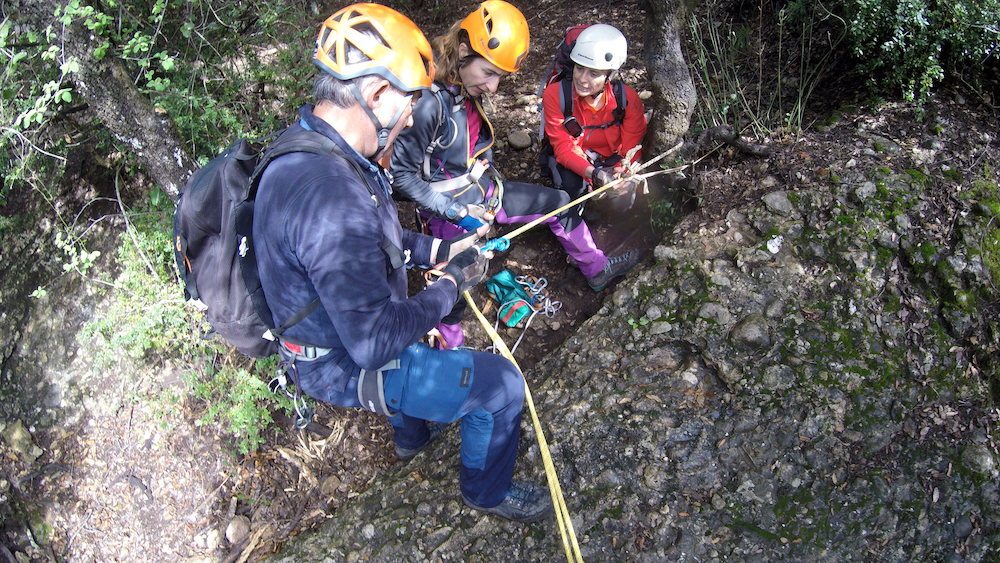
left=11, top=0, right=996, bottom=561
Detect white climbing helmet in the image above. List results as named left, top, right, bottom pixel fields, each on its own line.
left=569, top=24, right=627, bottom=71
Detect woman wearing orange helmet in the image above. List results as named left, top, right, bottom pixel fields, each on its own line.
left=254, top=4, right=548, bottom=524
left=390, top=1, right=641, bottom=352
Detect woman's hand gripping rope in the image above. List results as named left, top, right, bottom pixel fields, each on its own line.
left=466, top=143, right=693, bottom=260
left=497, top=141, right=687, bottom=243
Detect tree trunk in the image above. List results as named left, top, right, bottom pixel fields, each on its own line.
left=641, top=0, right=697, bottom=151
left=14, top=0, right=196, bottom=197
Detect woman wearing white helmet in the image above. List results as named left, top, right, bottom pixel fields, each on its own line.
left=541, top=23, right=647, bottom=217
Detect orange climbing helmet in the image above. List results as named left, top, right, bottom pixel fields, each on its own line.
left=314, top=3, right=435, bottom=92
left=459, top=0, right=530, bottom=73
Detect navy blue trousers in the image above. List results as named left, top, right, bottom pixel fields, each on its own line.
left=384, top=344, right=524, bottom=507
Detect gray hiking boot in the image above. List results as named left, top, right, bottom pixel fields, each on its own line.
left=395, top=422, right=447, bottom=462
left=587, top=249, right=642, bottom=292
left=463, top=480, right=552, bottom=523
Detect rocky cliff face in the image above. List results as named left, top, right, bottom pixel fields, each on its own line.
left=274, top=102, right=999, bottom=560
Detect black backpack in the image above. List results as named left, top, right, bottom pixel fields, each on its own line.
left=173, top=128, right=334, bottom=357
left=537, top=24, right=628, bottom=170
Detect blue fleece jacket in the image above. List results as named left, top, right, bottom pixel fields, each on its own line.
left=254, top=106, right=457, bottom=400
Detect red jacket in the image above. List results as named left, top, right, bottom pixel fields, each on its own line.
left=542, top=79, right=646, bottom=178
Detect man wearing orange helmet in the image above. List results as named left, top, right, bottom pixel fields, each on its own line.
left=253, top=4, right=550, bottom=523
left=390, top=0, right=642, bottom=350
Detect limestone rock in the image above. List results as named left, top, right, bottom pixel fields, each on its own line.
left=2, top=420, right=43, bottom=463
left=507, top=129, right=532, bottom=150
left=225, top=515, right=251, bottom=545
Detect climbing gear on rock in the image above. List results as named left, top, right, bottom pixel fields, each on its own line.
left=268, top=360, right=314, bottom=429
left=485, top=270, right=562, bottom=353
left=463, top=480, right=552, bottom=522
left=485, top=270, right=535, bottom=329
left=587, top=249, right=641, bottom=292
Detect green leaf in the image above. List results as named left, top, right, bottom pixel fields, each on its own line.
left=149, top=187, right=164, bottom=207
left=60, top=90, right=73, bottom=103
left=160, top=56, right=175, bottom=72
left=60, top=57, right=81, bottom=74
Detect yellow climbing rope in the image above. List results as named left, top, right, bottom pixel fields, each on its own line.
left=456, top=144, right=702, bottom=560
left=464, top=292, right=583, bottom=563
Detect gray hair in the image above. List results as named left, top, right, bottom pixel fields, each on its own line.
left=313, top=73, right=381, bottom=108
left=313, top=27, right=387, bottom=108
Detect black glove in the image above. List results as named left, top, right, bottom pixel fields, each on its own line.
left=593, top=166, right=617, bottom=188
left=435, top=229, right=481, bottom=263
left=442, top=247, right=489, bottom=295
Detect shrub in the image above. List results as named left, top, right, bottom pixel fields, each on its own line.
left=842, top=0, right=1000, bottom=105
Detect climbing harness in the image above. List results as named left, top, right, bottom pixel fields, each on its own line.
left=357, top=359, right=403, bottom=416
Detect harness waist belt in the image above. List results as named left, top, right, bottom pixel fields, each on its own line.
left=279, top=340, right=333, bottom=361
left=357, top=359, right=402, bottom=416
left=428, top=173, right=478, bottom=193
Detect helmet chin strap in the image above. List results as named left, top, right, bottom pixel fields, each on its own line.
left=350, top=82, right=411, bottom=157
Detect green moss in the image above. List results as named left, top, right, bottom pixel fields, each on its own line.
left=905, top=168, right=931, bottom=187
left=730, top=517, right=781, bottom=541
left=602, top=505, right=624, bottom=519
left=943, top=168, right=964, bottom=183
left=953, top=290, right=976, bottom=312
left=875, top=247, right=896, bottom=269
left=918, top=241, right=937, bottom=261
left=984, top=229, right=1000, bottom=283
left=884, top=293, right=902, bottom=313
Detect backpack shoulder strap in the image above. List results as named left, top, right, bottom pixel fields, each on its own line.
left=559, top=78, right=574, bottom=120
left=236, top=128, right=344, bottom=339
left=611, top=80, right=627, bottom=125
left=248, top=129, right=338, bottom=196
left=422, top=84, right=452, bottom=178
